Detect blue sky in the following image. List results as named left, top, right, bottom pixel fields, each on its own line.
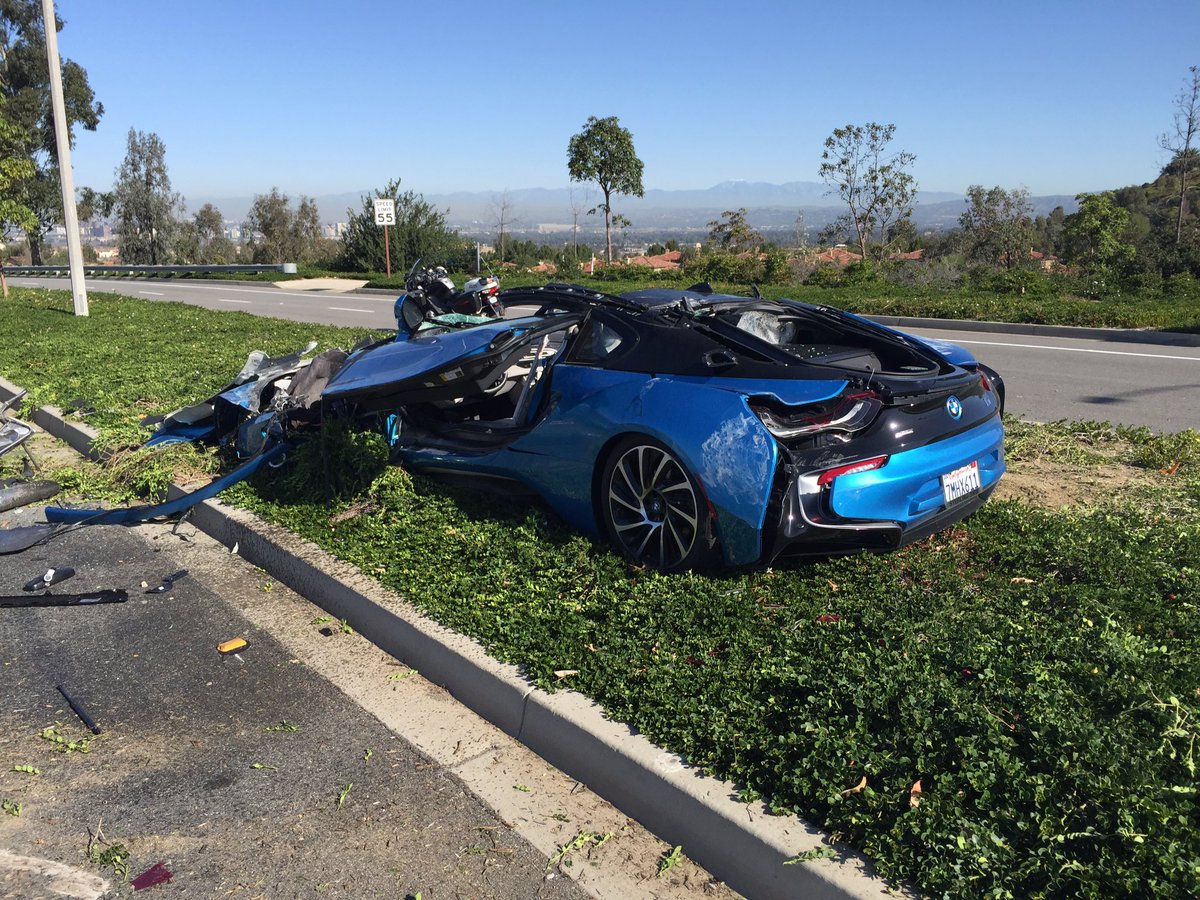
left=56, top=0, right=1200, bottom=204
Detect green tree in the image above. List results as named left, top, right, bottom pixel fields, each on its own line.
left=958, top=185, right=1034, bottom=269
left=244, top=188, right=321, bottom=264
left=112, top=128, right=181, bottom=264
left=0, top=1, right=103, bottom=263
left=706, top=208, right=762, bottom=251
left=567, top=115, right=645, bottom=263
left=1160, top=66, right=1199, bottom=247
left=1062, top=192, right=1135, bottom=273
left=1032, top=205, right=1066, bottom=256
left=188, top=202, right=234, bottom=263
left=0, top=98, right=36, bottom=234
left=337, top=178, right=466, bottom=273
left=818, top=122, right=917, bottom=263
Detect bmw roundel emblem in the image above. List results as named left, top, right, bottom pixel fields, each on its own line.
left=946, top=395, right=963, bottom=420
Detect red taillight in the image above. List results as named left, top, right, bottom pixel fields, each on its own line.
left=978, top=369, right=993, bottom=393
left=750, top=390, right=882, bottom=439
left=817, top=455, right=888, bottom=486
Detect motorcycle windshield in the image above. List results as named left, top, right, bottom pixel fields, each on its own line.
left=322, top=313, right=582, bottom=413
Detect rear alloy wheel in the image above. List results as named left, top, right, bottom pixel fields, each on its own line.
left=601, top=437, right=716, bottom=571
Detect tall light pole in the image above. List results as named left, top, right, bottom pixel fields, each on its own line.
left=41, top=0, right=88, bottom=316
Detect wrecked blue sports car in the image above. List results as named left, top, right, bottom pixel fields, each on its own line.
left=320, top=282, right=1006, bottom=570
left=45, top=282, right=1005, bottom=571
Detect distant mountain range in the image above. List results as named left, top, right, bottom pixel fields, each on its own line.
left=186, top=181, right=1079, bottom=236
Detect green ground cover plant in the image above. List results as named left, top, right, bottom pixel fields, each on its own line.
left=1, top=288, right=1197, bottom=897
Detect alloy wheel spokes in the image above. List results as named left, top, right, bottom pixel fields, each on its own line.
left=607, top=445, right=700, bottom=569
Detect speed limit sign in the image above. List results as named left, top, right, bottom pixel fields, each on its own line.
left=373, top=198, right=396, bottom=226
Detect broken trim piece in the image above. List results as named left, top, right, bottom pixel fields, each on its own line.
left=0, top=589, right=128, bottom=608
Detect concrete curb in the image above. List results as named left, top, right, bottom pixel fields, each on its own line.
left=0, top=379, right=903, bottom=900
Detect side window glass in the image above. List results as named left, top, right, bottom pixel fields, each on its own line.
left=571, top=314, right=633, bottom=365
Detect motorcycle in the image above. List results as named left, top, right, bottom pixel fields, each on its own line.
left=396, top=262, right=504, bottom=327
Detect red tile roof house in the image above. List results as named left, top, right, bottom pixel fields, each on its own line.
left=623, top=251, right=682, bottom=270
left=813, top=246, right=863, bottom=266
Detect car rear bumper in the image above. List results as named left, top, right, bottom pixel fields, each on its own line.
left=766, top=414, right=1005, bottom=561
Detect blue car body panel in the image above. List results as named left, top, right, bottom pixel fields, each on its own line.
left=323, top=316, right=550, bottom=402
left=395, top=365, right=853, bottom=565
left=828, top=415, right=1005, bottom=522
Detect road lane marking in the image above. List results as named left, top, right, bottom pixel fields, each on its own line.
left=939, top=338, right=1200, bottom=363
left=328, top=306, right=372, bottom=313
left=217, top=298, right=251, bottom=304
left=138, top=290, right=164, bottom=296
left=20, top=278, right=398, bottom=302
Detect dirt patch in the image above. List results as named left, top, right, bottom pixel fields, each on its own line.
left=995, top=457, right=1156, bottom=508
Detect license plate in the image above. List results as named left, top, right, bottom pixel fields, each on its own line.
left=942, top=461, right=981, bottom=505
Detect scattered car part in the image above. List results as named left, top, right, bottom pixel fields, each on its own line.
left=144, top=570, right=188, bottom=594
left=44, top=442, right=287, bottom=526
left=0, top=479, right=60, bottom=513
left=0, top=524, right=60, bottom=555
left=0, top=389, right=39, bottom=472
left=0, top=589, right=128, bottom=608
left=22, top=566, right=76, bottom=592
left=131, top=862, right=173, bottom=891
left=66, top=398, right=96, bottom=418
left=217, top=637, right=249, bottom=655
left=57, top=684, right=102, bottom=735
left=144, top=342, right=320, bottom=448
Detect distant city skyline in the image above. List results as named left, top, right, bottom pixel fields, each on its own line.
left=53, top=0, right=1200, bottom=202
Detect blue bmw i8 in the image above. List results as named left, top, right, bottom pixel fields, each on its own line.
left=318, top=282, right=1006, bottom=571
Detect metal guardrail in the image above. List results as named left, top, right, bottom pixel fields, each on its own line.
left=2, top=263, right=298, bottom=276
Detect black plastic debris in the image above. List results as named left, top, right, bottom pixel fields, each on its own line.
left=0, top=589, right=128, bottom=608
left=57, top=684, right=102, bottom=735
left=22, top=566, right=76, bottom=592
left=66, top=399, right=96, bottom=418
left=145, top=570, right=188, bottom=594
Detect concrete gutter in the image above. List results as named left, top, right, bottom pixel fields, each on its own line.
left=0, top=376, right=904, bottom=900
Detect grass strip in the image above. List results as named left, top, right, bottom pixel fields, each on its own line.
left=2, top=288, right=1198, bottom=897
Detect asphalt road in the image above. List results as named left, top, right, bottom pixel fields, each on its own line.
left=11, top=275, right=1200, bottom=431
left=903, top=326, right=1200, bottom=432
left=0, top=503, right=591, bottom=900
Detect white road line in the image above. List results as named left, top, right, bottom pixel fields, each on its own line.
left=940, top=338, right=1200, bottom=363
left=138, top=290, right=164, bottom=296
left=25, top=277, right=398, bottom=302
left=217, top=298, right=251, bottom=304
left=328, top=306, right=372, bottom=313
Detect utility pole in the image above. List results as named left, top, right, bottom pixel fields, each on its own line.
left=41, top=0, right=88, bottom=316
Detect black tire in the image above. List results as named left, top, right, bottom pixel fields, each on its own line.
left=599, top=436, right=718, bottom=572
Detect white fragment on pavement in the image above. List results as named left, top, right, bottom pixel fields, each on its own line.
left=231, top=541, right=239, bottom=555
left=0, top=850, right=110, bottom=900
